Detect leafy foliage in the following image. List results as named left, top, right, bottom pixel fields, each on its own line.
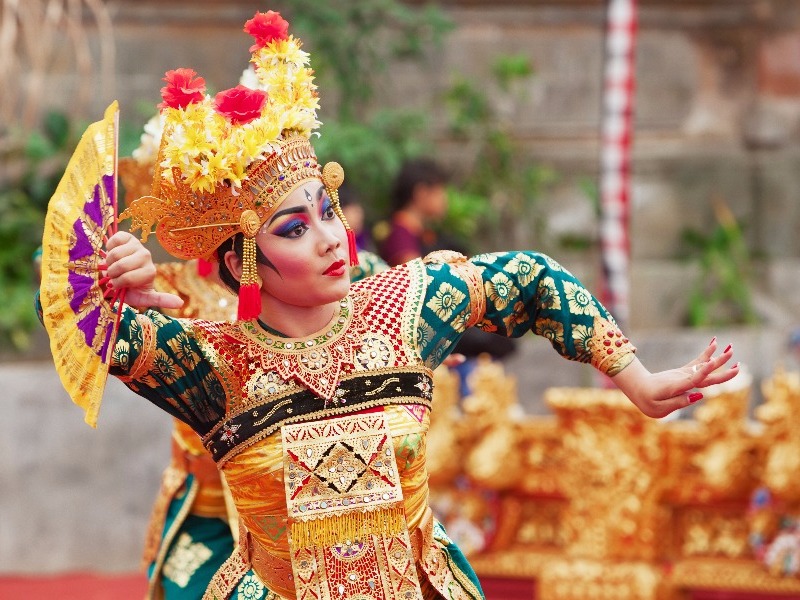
left=270, top=0, right=452, bottom=223
left=0, top=111, right=75, bottom=350
left=443, top=54, right=557, bottom=253
left=681, top=200, right=758, bottom=327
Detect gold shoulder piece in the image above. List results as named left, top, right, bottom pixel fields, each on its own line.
left=422, top=249, right=467, bottom=265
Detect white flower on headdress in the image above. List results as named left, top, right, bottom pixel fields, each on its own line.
left=132, top=113, right=165, bottom=165
left=239, top=66, right=261, bottom=89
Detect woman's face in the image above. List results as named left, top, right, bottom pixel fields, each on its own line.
left=254, top=180, right=351, bottom=309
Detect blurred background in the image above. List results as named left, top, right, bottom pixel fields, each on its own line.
left=3, top=0, right=800, bottom=598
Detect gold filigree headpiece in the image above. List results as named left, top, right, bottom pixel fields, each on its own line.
left=119, top=10, right=356, bottom=320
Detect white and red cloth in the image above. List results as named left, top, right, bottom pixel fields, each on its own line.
left=599, top=0, right=637, bottom=327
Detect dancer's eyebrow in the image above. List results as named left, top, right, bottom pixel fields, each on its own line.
left=268, top=206, right=307, bottom=224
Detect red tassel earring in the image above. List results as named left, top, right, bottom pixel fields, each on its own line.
left=197, top=258, right=213, bottom=277
left=237, top=210, right=262, bottom=320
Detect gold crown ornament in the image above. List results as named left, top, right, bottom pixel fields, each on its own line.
left=120, top=10, right=357, bottom=321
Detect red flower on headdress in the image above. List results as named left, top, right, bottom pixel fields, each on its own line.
left=243, top=11, right=289, bottom=52
left=214, top=85, right=268, bottom=124
left=159, top=68, right=206, bottom=109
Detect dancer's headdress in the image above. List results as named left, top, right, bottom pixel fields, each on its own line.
left=120, top=10, right=357, bottom=320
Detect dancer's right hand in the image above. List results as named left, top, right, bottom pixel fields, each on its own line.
left=104, top=231, right=184, bottom=310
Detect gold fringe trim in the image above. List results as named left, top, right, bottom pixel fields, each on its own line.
left=290, top=504, right=406, bottom=549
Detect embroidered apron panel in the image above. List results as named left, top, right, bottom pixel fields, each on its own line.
left=282, top=412, right=422, bottom=600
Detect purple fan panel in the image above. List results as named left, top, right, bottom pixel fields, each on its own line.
left=102, top=173, right=116, bottom=213
left=85, top=182, right=105, bottom=228
left=68, top=220, right=94, bottom=313
left=77, top=305, right=102, bottom=354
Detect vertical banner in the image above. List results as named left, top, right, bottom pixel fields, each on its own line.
left=599, top=0, right=637, bottom=327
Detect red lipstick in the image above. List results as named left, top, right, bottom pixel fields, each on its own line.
left=324, top=259, right=346, bottom=276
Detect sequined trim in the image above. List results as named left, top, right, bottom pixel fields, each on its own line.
left=202, top=543, right=252, bottom=600
left=404, top=259, right=428, bottom=362
left=205, top=527, right=287, bottom=600
left=587, top=316, right=636, bottom=377
left=282, top=413, right=406, bottom=545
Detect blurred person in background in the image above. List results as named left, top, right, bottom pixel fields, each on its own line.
left=376, top=157, right=516, bottom=395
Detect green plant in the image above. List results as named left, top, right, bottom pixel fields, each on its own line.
left=681, top=199, right=759, bottom=327
left=275, top=0, right=452, bottom=220
left=444, top=54, right=558, bottom=253
left=0, top=112, right=75, bottom=350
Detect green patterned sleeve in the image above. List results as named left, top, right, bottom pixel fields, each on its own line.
left=108, top=306, right=226, bottom=434
left=416, top=251, right=635, bottom=375
left=350, top=250, right=389, bottom=282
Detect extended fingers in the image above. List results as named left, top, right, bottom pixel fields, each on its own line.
left=696, top=361, right=740, bottom=388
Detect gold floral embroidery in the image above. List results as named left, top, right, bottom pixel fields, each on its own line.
left=507, top=252, right=543, bottom=287
left=537, top=276, right=562, bottom=311
left=236, top=573, right=267, bottom=599
left=426, top=282, right=465, bottom=323
left=535, top=318, right=565, bottom=352
left=473, top=252, right=498, bottom=264
left=112, top=339, right=131, bottom=372
left=154, top=348, right=183, bottom=384
left=564, top=281, right=600, bottom=317
left=484, top=271, right=518, bottom=312
left=162, top=532, right=213, bottom=587
left=168, top=331, right=199, bottom=369
left=543, top=255, right=564, bottom=272
left=451, top=308, right=471, bottom=332
left=416, top=318, right=436, bottom=347
left=572, top=324, right=594, bottom=363
left=502, top=301, right=529, bottom=332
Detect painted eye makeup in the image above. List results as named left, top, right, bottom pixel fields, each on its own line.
left=320, top=197, right=335, bottom=220
left=273, top=218, right=309, bottom=238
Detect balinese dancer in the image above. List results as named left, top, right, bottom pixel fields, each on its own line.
left=119, top=114, right=388, bottom=599
left=39, top=9, right=738, bottom=600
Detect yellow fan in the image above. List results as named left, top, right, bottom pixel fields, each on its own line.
left=41, top=102, right=125, bottom=427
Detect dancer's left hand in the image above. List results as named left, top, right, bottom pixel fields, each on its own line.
left=611, top=338, right=738, bottom=418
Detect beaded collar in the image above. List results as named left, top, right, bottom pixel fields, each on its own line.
left=225, top=289, right=372, bottom=400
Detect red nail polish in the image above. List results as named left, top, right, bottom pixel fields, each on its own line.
left=731, top=362, right=739, bottom=370
left=709, top=337, right=716, bottom=346
left=688, top=392, right=703, bottom=403
left=724, top=344, right=731, bottom=353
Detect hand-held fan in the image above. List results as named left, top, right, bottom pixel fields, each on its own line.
left=40, top=101, right=126, bottom=427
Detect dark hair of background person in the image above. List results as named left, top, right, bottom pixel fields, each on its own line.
left=389, top=158, right=450, bottom=214
left=337, top=182, right=360, bottom=210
